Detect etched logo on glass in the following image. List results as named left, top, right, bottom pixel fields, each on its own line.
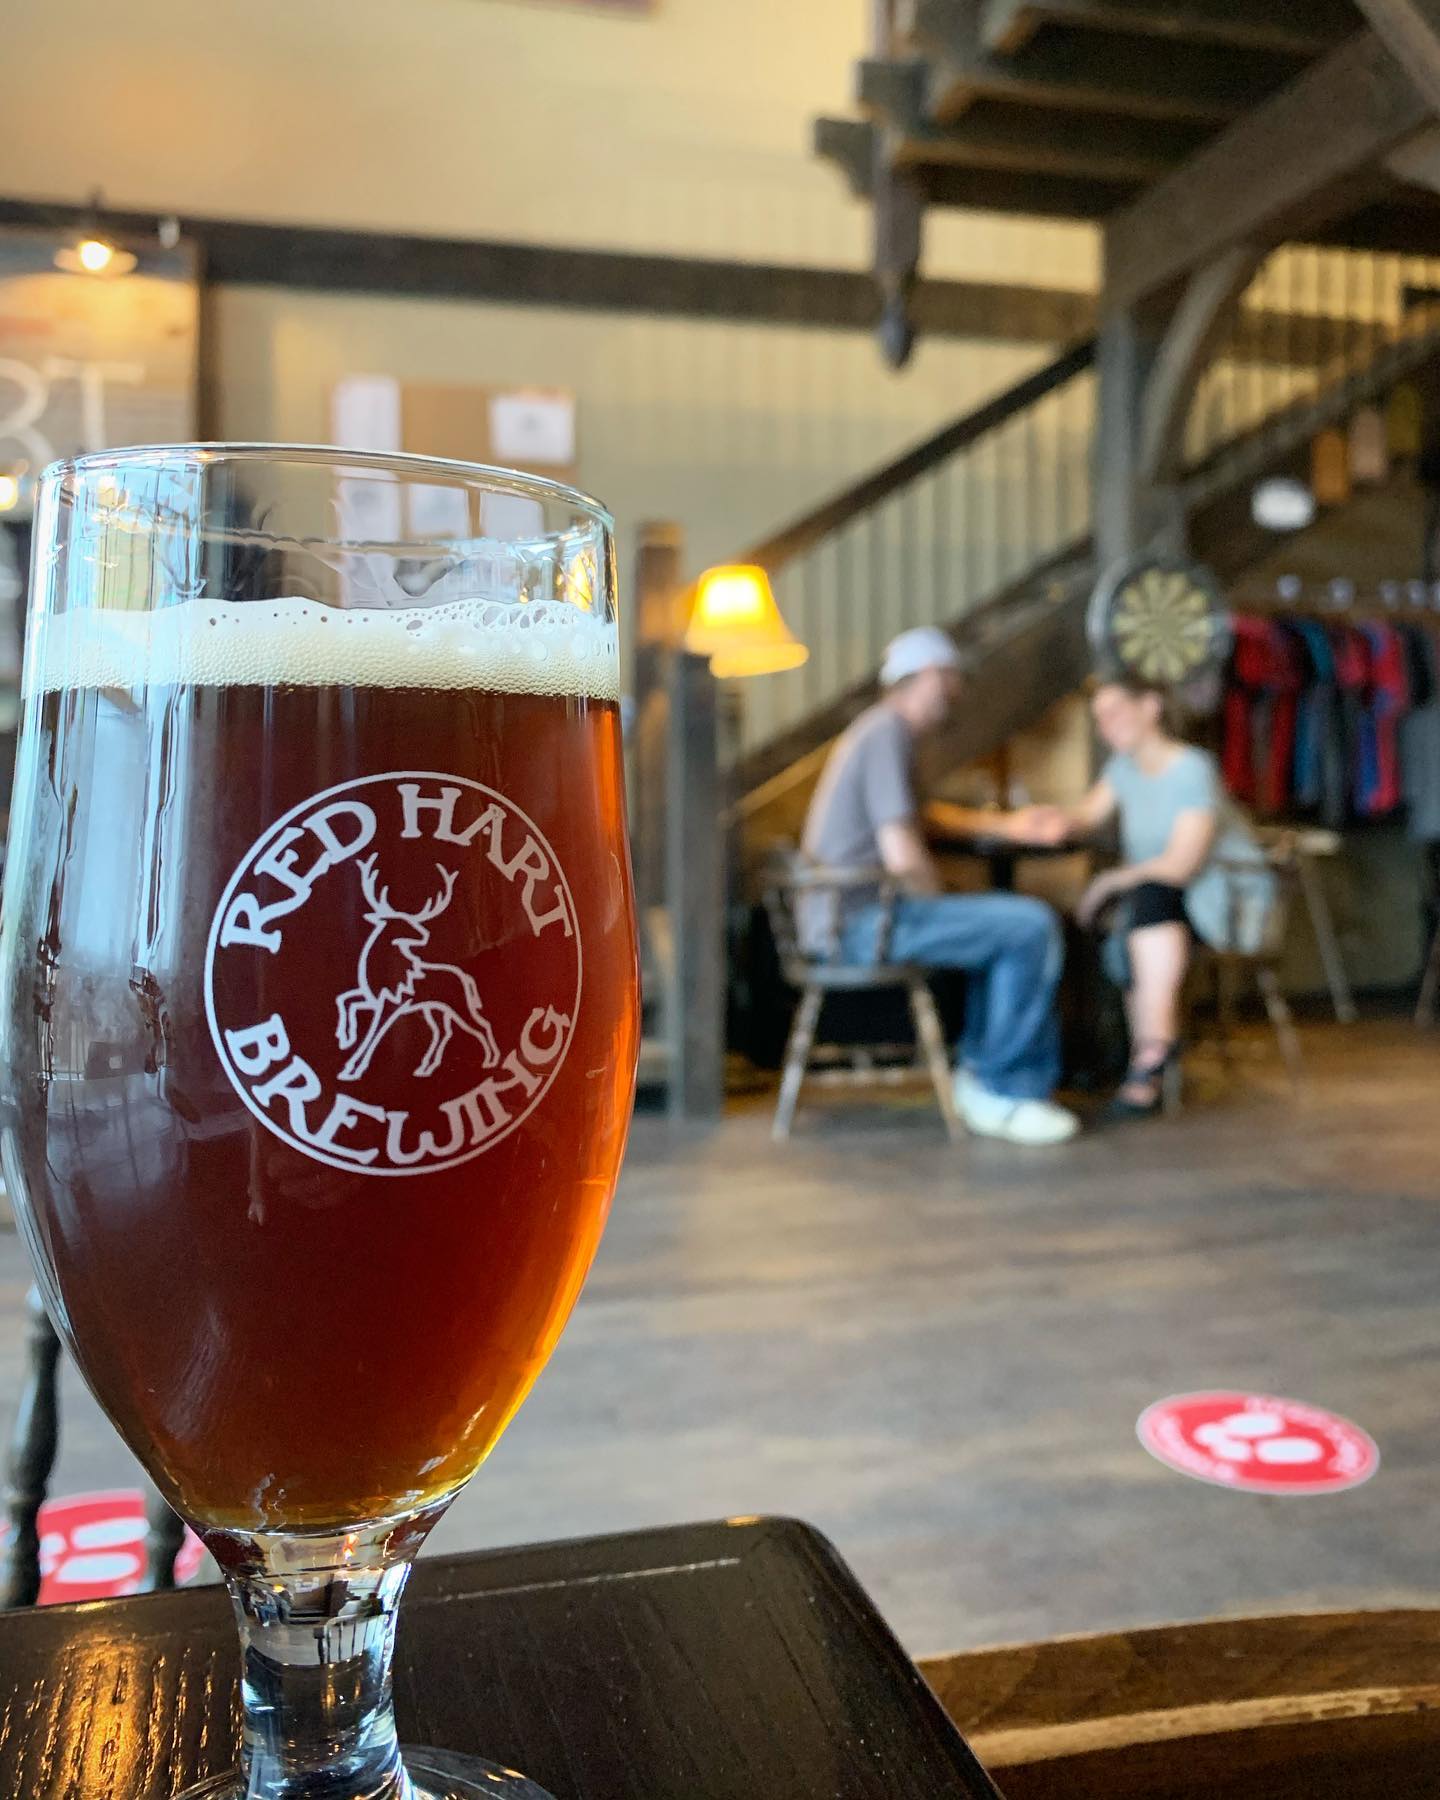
left=205, top=773, right=582, bottom=1176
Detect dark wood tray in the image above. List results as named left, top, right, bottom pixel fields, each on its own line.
left=0, top=1515, right=1002, bottom=1799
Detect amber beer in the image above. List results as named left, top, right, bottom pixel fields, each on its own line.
left=1, top=599, right=639, bottom=1532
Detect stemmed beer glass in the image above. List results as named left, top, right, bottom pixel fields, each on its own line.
left=0, top=446, right=639, bottom=1798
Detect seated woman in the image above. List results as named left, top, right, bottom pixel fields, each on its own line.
left=1035, top=677, right=1273, bottom=1120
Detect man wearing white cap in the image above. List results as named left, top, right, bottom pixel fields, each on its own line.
left=800, top=626, right=1078, bottom=1145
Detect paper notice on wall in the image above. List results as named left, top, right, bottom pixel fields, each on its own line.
left=408, top=482, right=472, bottom=539
left=336, top=472, right=403, bottom=544
left=480, top=490, right=547, bottom=543
left=332, top=375, right=402, bottom=453
left=489, top=390, right=576, bottom=468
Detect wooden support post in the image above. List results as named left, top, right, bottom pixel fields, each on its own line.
left=666, top=649, right=725, bottom=1122
left=631, top=523, right=687, bottom=914
left=1138, top=247, right=1264, bottom=485
left=873, top=157, right=925, bottom=369
left=1094, top=309, right=1183, bottom=568
left=2, top=1287, right=61, bottom=1609
left=1104, top=33, right=1428, bottom=315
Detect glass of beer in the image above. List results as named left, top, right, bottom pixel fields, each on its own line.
left=0, top=446, right=639, bottom=1799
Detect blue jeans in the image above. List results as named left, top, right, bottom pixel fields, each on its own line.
left=839, top=893, right=1063, bottom=1101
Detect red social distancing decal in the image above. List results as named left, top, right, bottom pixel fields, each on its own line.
left=0, top=1489, right=206, bottom=1603
left=1138, top=1392, right=1379, bottom=1495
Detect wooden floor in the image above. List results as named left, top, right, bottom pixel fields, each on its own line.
left=4, top=1020, right=1440, bottom=1656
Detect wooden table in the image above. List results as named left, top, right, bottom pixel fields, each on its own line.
left=930, top=831, right=1077, bottom=892
left=0, top=1516, right=1000, bottom=1799
left=3, top=1511, right=1437, bottom=1797
left=920, top=1607, right=1440, bottom=1797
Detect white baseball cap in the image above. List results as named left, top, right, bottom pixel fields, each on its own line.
left=879, top=626, right=964, bottom=687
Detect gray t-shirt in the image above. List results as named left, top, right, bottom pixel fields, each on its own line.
left=1103, top=745, right=1274, bottom=950
left=804, top=703, right=916, bottom=865
left=798, top=703, right=916, bottom=950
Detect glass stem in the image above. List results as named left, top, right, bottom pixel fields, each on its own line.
left=208, top=1510, right=442, bottom=1800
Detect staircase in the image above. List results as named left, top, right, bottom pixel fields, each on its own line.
left=727, top=244, right=1440, bottom=847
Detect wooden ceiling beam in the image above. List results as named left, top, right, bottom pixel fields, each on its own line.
left=981, top=0, right=1358, bottom=59
left=913, top=0, right=1306, bottom=123
left=915, top=163, right=1138, bottom=216
left=1354, top=0, right=1440, bottom=118
left=893, top=104, right=1208, bottom=184
left=1105, top=31, right=1432, bottom=313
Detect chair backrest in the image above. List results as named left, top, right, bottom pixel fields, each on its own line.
left=762, top=846, right=821, bottom=984
left=1214, top=838, right=1298, bottom=962
left=761, top=843, right=899, bottom=981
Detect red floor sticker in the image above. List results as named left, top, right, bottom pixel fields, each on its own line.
left=0, top=1489, right=206, bottom=1603
left=1138, top=1392, right=1379, bottom=1495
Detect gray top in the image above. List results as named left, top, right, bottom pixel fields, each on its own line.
left=799, top=702, right=916, bottom=950
left=803, top=702, right=916, bottom=867
left=1103, top=745, right=1273, bottom=950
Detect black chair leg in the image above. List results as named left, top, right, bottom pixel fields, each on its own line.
left=144, top=1485, right=189, bottom=1591
left=2, top=1287, right=62, bottom=1609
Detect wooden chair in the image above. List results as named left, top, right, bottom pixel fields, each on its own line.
left=762, top=851, right=962, bottom=1143
left=1195, top=838, right=1305, bottom=1088
left=2, top=1286, right=187, bottom=1607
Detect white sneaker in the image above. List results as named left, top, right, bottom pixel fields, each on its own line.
left=954, top=1071, right=1080, bottom=1146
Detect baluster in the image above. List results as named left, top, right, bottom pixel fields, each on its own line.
left=802, top=552, right=820, bottom=706
left=956, top=452, right=972, bottom=614
left=836, top=519, right=855, bottom=692
left=1343, top=249, right=1360, bottom=392
left=1049, top=391, right=1065, bottom=557
left=2, top=1286, right=62, bottom=1609
left=1307, top=246, right=1324, bottom=409
left=1322, top=249, right=1342, bottom=392
left=1026, top=400, right=1044, bottom=564
left=1261, top=250, right=1283, bottom=442
left=930, top=469, right=947, bottom=626
left=867, top=510, right=883, bottom=667
left=899, top=483, right=917, bottom=629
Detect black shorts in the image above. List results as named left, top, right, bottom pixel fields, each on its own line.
left=1125, top=880, right=1192, bottom=932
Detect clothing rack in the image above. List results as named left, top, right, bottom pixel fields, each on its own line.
left=1229, top=578, right=1440, bottom=620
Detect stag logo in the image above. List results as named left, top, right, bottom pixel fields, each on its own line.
left=205, top=771, right=582, bottom=1178
left=336, top=855, right=500, bottom=1082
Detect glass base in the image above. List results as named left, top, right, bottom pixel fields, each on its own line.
left=181, top=1746, right=556, bottom=1799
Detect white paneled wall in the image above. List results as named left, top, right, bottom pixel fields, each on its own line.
left=5, top=0, right=1098, bottom=287
left=211, top=281, right=1063, bottom=684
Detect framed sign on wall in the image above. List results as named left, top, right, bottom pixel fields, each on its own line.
left=0, top=227, right=199, bottom=521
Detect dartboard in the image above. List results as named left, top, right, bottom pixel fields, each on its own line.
left=1087, top=554, right=1230, bottom=683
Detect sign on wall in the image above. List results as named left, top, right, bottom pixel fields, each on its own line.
left=331, top=375, right=579, bottom=486
left=0, top=228, right=199, bottom=519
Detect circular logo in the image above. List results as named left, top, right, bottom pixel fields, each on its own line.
left=206, top=771, right=581, bottom=1177
left=1137, top=1391, right=1379, bottom=1496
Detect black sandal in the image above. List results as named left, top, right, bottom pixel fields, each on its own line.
left=1104, top=1040, right=1181, bottom=1122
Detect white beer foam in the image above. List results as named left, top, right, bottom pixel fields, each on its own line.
left=27, top=596, right=620, bottom=701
